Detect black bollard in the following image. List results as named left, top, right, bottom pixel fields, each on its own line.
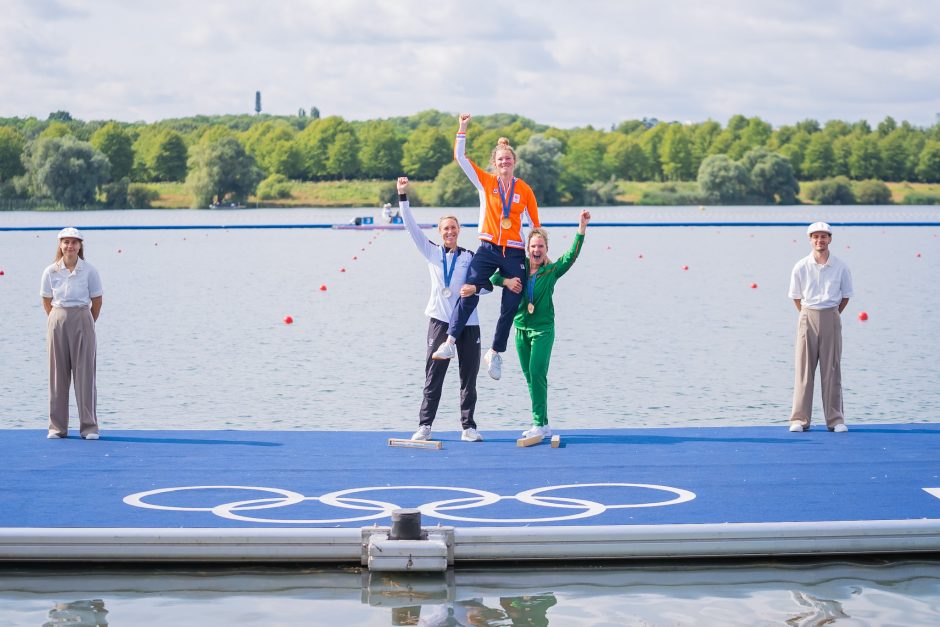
left=388, top=508, right=423, bottom=540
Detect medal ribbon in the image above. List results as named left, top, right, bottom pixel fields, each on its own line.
left=498, top=178, right=517, bottom=224
left=441, top=247, right=458, bottom=291
left=527, top=269, right=538, bottom=310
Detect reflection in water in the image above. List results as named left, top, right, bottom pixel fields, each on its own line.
left=43, top=599, right=108, bottom=627
left=1, top=558, right=940, bottom=625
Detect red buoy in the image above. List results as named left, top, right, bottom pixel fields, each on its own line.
left=283, top=315, right=294, bottom=324
left=916, top=252, right=922, bottom=258
left=858, top=311, right=869, bottom=321
left=682, top=265, right=689, bottom=271
left=750, top=282, right=758, bottom=289
left=352, top=256, right=358, bottom=260
left=0, top=270, right=5, bottom=276
left=319, top=285, right=327, bottom=291
left=340, top=267, right=346, bottom=272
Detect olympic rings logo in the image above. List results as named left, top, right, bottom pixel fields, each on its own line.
left=123, top=483, right=696, bottom=524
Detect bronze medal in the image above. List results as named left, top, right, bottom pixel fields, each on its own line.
left=500, top=217, right=512, bottom=229
left=527, top=303, right=535, bottom=314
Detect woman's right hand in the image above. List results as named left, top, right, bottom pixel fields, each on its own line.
left=459, top=283, right=477, bottom=298
left=458, top=113, right=471, bottom=133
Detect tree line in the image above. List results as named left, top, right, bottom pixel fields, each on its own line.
left=1, top=109, right=939, bottom=209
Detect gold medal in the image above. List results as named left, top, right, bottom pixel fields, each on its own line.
left=527, top=303, right=535, bottom=314
left=500, top=217, right=512, bottom=229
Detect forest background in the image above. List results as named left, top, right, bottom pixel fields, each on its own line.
left=2, top=108, right=940, bottom=211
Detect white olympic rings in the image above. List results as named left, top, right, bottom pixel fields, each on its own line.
left=123, top=483, right=696, bottom=524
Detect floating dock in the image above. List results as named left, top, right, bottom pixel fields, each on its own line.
left=2, top=424, right=939, bottom=564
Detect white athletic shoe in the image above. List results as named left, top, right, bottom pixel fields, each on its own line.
left=789, top=422, right=806, bottom=432
left=484, top=349, right=502, bottom=380
left=47, top=432, right=62, bottom=439
left=521, top=425, right=551, bottom=439
left=833, top=424, right=849, bottom=433
left=431, top=342, right=456, bottom=360
left=461, top=428, right=483, bottom=442
left=83, top=433, right=100, bottom=440
left=412, top=425, right=432, bottom=441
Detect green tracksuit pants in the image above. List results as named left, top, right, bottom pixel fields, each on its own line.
left=515, top=327, right=555, bottom=427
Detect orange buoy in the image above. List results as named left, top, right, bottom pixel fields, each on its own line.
left=283, top=315, right=294, bottom=324
left=319, top=285, right=327, bottom=291
left=858, top=311, right=869, bottom=321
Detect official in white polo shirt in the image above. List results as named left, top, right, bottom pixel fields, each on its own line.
left=787, top=221, right=853, bottom=433
left=40, top=227, right=103, bottom=440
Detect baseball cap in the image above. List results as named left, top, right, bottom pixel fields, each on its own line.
left=806, top=222, right=832, bottom=236
left=57, top=227, right=84, bottom=240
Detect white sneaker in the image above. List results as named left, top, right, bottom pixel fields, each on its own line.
left=484, top=349, right=502, bottom=380
left=789, top=422, right=805, bottom=432
left=521, top=425, right=551, bottom=438
left=431, top=342, right=456, bottom=360
left=47, top=432, right=62, bottom=439
left=833, top=424, right=849, bottom=433
left=83, top=433, right=100, bottom=440
left=411, top=425, right=432, bottom=441
left=461, top=428, right=483, bottom=442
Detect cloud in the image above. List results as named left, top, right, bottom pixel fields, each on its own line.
left=1, top=0, right=938, bottom=127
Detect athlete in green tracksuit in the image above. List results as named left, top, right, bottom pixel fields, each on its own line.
left=482, top=209, right=590, bottom=439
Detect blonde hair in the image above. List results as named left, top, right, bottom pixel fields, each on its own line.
left=438, top=215, right=460, bottom=229
left=54, top=240, right=84, bottom=262
left=490, top=137, right=516, bottom=164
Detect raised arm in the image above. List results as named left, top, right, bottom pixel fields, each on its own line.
left=397, top=176, right=437, bottom=260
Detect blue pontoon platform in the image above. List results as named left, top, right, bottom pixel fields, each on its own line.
left=2, top=424, right=939, bottom=564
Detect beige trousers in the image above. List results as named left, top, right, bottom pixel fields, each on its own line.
left=47, top=307, right=98, bottom=437
left=790, top=307, right=844, bottom=429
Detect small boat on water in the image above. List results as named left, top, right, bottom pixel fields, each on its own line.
left=332, top=205, right=433, bottom=230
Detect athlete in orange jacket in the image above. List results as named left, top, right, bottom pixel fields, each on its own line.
left=431, top=114, right=541, bottom=381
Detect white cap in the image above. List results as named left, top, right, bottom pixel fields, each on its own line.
left=806, top=222, right=832, bottom=236
left=57, top=227, right=84, bottom=240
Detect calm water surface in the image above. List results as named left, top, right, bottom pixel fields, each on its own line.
left=1, top=206, right=939, bottom=625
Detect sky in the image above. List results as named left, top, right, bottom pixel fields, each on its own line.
left=2, top=0, right=939, bottom=129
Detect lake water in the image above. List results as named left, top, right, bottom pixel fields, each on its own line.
left=1, top=205, right=939, bottom=625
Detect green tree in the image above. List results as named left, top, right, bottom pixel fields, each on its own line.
left=358, top=121, right=402, bottom=179
left=603, top=133, right=649, bottom=181
left=151, top=131, right=189, bottom=181
left=854, top=179, right=891, bottom=204
left=90, top=122, right=134, bottom=180
left=39, top=122, right=72, bottom=139
left=697, top=154, right=749, bottom=204
left=326, top=130, right=361, bottom=178
left=185, top=136, right=263, bottom=207
left=295, top=116, right=355, bottom=179
left=879, top=129, right=912, bottom=181
left=432, top=161, right=480, bottom=207
left=0, top=127, right=26, bottom=183
left=740, top=148, right=799, bottom=204
left=660, top=124, right=694, bottom=181
left=848, top=135, right=882, bottom=179
left=558, top=129, right=608, bottom=201
left=804, top=176, right=855, bottom=204
left=402, top=125, right=450, bottom=180
left=22, top=136, right=111, bottom=206
left=802, top=133, right=835, bottom=180
left=515, top=134, right=563, bottom=206
left=242, top=120, right=304, bottom=179
left=916, top=140, right=940, bottom=183
left=256, top=173, right=293, bottom=200
left=639, top=123, right=669, bottom=181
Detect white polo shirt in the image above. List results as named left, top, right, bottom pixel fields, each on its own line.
left=788, top=253, right=853, bottom=310
left=40, top=258, right=103, bottom=308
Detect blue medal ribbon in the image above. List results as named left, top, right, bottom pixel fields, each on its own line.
left=498, top=178, right=517, bottom=224
left=441, top=247, right=458, bottom=291
left=527, top=270, right=538, bottom=309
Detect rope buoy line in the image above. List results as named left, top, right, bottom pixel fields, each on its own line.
left=2, top=221, right=939, bottom=232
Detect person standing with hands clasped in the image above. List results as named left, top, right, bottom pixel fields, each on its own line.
left=464, top=210, right=590, bottom=439
left=397, top=177, right=486, bottom=442
left=431, top=113, right=541, bottom=381
left=40, top=227, right=103, bottom=440
left=788, top=221, right=853, bottom=433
